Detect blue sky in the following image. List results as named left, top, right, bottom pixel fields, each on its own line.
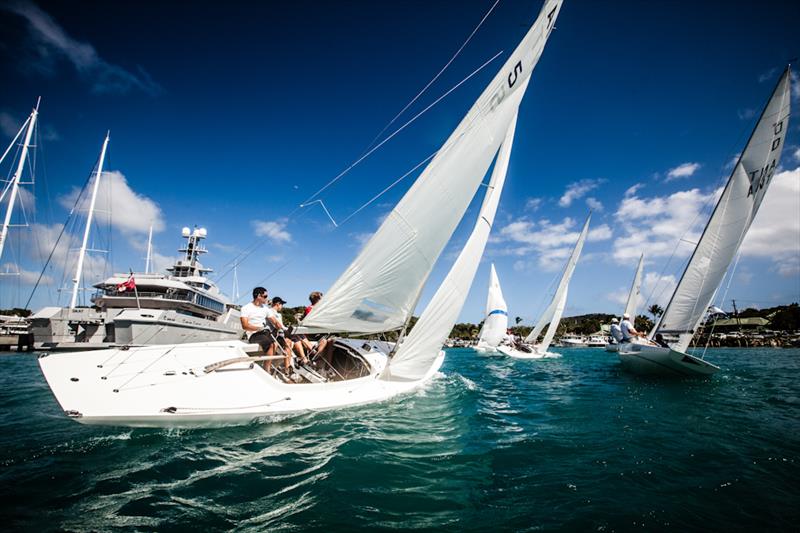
left=1, top=0, right=798, bottom=324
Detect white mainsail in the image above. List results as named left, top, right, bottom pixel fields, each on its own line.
left=386, top=113, right=518, bottom=380
left=623, top=253, right=644, bottom=319
left=524, top=214, right=591, bottom=353
left=657, top=67, right=791, bottom=352
left=303, top=0, right=563, bottom=334
left=478, top=264, right=509, bottom=347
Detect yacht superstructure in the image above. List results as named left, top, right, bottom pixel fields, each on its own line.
left=30, top=227, right=242, bottom=350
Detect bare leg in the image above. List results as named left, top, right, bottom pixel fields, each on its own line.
left=293, top=340, right=308, bottom=364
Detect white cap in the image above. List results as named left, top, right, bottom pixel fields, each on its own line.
left=622, top=313, right=630, bottom=319
left=611, top=317, right=619, bottom=323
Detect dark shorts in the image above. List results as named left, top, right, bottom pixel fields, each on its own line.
left=248, top=331, right=275, bottom=352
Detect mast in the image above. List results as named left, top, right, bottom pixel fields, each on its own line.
left=145, top=224, right=153, bottom=273
left=70, top=132, right=110, bottom=310
left=0, top=99, right=39, bottom=264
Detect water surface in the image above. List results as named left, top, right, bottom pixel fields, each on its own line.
left=1, top=347, right=798, bottom=531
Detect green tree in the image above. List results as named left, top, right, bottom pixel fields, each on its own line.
left=648, top=304, right=664, bottom=323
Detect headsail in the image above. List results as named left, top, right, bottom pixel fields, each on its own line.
left=385, top=112, right=518, bottom=381
left=623, top=253, right=644, bottom=320
left=478, top=264, right=509, bottom=347
left=525, top=213, right=591, bottom=353
left=657, top=67, right=791, bottom=352
left=303, top=0, right=563, bottom=334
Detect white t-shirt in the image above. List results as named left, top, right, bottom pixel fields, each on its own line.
left=610, top=323, right=623, bottom=342
left=620, top=319, right=635, bottom=340
left=241, top=302, right=268, bottom=338
left=266, top=307, right=285, bottom=330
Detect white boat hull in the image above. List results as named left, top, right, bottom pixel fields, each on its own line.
left=497, top=344, right=560, bottom=359
left=618, top=343, right=719, bottom=377
left=38, top=339, right=444, bottom=428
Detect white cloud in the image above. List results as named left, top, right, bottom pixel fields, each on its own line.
left=665, top=162, right=701, bottom=182
left=586, top=197, right=603, bottom=212
left=640, top=271, right=677, bottom=312
left=559, top=179, right=604, bottom=207
left=253, top=219, right=291, bottom=244
left=525, top=197, right=542, bottom=211
left=3, top=1, right=161, bottom=95
left=758, top=67, right=778, bottom=83
left=0, top=263, right=54, bottom=285
left=737, top=108, right=756, bottom=121
left=497, top=216, right=602, bottom=272
left=740, top=166, right=800, bottom=277
left=0, top=112, right=21, bottom=138
left=624, top=183, right=644, bottom=197
left=59, top=170, right=164, bottom=236
left=588, top=224, right=612, bottom=241
left=793, top=147, right=800, bottom=162
left=612, top=186, right=719, bottom=264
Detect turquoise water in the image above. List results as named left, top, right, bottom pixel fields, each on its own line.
left=1, top=347, right=798, bottom=531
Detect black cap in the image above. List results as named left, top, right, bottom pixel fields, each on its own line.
left=271, top=296, right=287, bottom=305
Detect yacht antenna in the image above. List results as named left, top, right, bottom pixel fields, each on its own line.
left=145, top=224, right=153, bottom=273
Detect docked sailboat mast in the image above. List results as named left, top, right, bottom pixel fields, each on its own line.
left=0, top=99, right=39, bottom=264
left=69, top=132, right=110, bottom=310
left=145, top=225, right=153, bottom=274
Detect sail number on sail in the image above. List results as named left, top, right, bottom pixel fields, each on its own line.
left=748, top=118, right=785, bottom=197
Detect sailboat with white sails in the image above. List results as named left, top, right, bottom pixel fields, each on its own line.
left=38, top=0, right=564, bottom=427
left=618, top=66, right=791, bottom=376
left=475, top=264, right=508, bottom=353
left=498, top=213, right=590, bottom=359
left=605, top=253, right=643, bottom=352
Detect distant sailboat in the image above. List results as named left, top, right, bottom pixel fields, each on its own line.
left=605, top=253, right=643, bottom=352
left=39, top=0, right=565, bottom=427
left=475, top=264, right=508, bottom=353
left=498, top=213, right=590, bottom=359
left=618, top=66, right=791, bottom=376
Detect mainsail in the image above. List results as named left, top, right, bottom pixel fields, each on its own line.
left=623, top=253, right=644, bottom=319
left=524, top=214, right=590, bottom=353
left=478, top=264, right=509, bottom=347
left=385, top=113, right=518, bottom=380
left=303, top=0, right=563, bottom=334
left=657, top=67, right=791, bottom=352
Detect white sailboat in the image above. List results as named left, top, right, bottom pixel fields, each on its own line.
left=619, top=66, right=791, bottom=376
left=475, top=264, right=509, bottom=353
left=38, top=0, right=564, bottom=427
left=605, top=253, right=643, bottom=352
left=498, top=213, right=590, bottom=359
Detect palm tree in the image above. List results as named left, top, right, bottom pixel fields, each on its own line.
left=648, top=304, right=664, bottom=323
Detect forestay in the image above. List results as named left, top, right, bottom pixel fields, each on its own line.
left=623, top=254, right=644, bottom=320
left=657, top=68, right=791, bottom=352
left=385, top=112, right=519, bottom=381
left=303, top=0, right=563, bottom=334
left=525, top=214, right=590, bottom=353
left=478, top=264, right=509, bottom=347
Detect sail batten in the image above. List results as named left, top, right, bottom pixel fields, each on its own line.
left=658, top=68, right=791, bottom=352
left=303, top=0, right=563, bottom=334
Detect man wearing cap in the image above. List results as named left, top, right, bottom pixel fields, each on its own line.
left=609, top=317, right=623, bottom=344
left=267, top=296, right=307, bottom=370
left=240, top=287, right=275, bottom=369
left=620, top=313, right=644, bottom=342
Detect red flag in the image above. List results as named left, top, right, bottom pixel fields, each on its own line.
left=116, top=274, right=136, bottom=292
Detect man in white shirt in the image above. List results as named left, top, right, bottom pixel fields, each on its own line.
left=267, top=296, right=308, bottom=367
left=240, top=287, right=275, bottom=369
left=609, top=317, right=623, bottom=343
left=620, top=313, right=644, bottom=342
